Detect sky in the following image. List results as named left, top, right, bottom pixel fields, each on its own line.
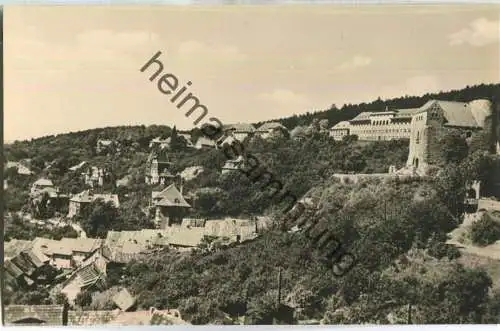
left=4, top=5, right=500, bottom=142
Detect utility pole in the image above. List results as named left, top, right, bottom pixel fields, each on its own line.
left=407, top=303, right=412, bottom=324
left=277, top=267, right=282, bottom=306
left=384, top=200, right=387, bottom=222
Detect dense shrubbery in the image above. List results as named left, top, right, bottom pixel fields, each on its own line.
left=470, top=213, right=500, bottom=246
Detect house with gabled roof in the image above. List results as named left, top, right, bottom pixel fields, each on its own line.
left=149, top=136, right=170, bottom=149
left=194, top=136, right=217, bottom=149
left=256, top=122, right=289, bottom=140
left=4, top=239, right=57, bottom=289
left=151, top=184, right=191, bottom=228
left=329, top=121, right=351, bottom=141
left=67, top=190, right=120, bottom=218
left=31, top=178, right=55, bottom=194
left=60, top=261, right=107, bottom=304
left=224, top=123, right=256, bottom=142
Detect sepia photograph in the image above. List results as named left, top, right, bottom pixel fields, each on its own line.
left=2, top=4, right=500, bottom=326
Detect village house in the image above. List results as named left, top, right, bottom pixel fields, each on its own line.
left=3, top=237, right=103, bottom=290
left=31, top=178, right=55, bottom=195
left=6, top=161, right=33, bottom=175
left=60, top=259, right=107, bottom=304
left=151, top=184, right=191, bottom=228
left=255, top=122, right=289, bottom=140
left=149, top=136, right=170, bottom=149
left=179, top=133, right=195, bottom=148
left=224, top=123, right=256, bottom=142
left=29, top=178, right=69, bottom=213
left=67, top=190, right=120, bottom=218
left=221, top=155, right=245, bottom=174
left=4, top=239, right=56, bottom=290
left=194, top=136, right=217, bottom=149
left=329, top=121, right=351, bottom=141
left=32, top=237, right=103, bottom=270
left=83, top=166, right=107, bottom=187
left=145, top=151, right=177, bottom=185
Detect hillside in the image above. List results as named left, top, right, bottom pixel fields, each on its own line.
left=3, top=83, right=500, bottom=324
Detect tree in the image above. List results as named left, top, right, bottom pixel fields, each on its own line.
left=441, top=132, right=469, bottom=164
left=75, top=291, right=93, bottom=307
left=80, top=199, right=121, bottom=238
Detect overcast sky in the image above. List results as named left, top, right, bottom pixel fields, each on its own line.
left=4, top=5, right=499, bottom=141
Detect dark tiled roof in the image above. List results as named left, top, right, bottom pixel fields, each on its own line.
left=4, top=305, right=65, bottom=326
left=153, top=184, right=191, bottom=208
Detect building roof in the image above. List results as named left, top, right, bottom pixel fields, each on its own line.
left=4, top=239, right=32, bottom=260
left=4, top=305, right=65, bottom=326
left=394, top=108, right=420, bottom=118
left=33, top=237, right=102, bottom=257
left=17, top=164, right=33, bottom=175
left=33, top=178, right=54, bottom=187
left=225, top=123, right=256, bottom=132
left=167, top=228, right=206, bottom=247
left=257, top=122, right=287, bottom=132
left=219, top=135, right=237, bottom=146
left=69, top=161, right=87, bottom=171
left=70, top=190, right=119, bottom=206
left=179, top=166, right=204, bottom=181
left=113, top=288, right=136, bottom=311
left=178, top=133, right=193, bottom=143
left=350, top=112, right=372, bottom=121
left=203, top=219, right=258, bottom=242
left=331, top=121, right=351, bottom=129
left=62, top=262, right=102, bottom=290
left=98, top=139, right=113, bottom=145
left=195, top=136, right=216, bottom=147
left=153, top=184, right=191, bottom=208
left=4, top=260, right=25, bottom=279
left=419, top=100, right=482, bottom=128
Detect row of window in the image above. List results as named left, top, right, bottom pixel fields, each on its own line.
left=371, top=120, right=391, bottom=126
left=354, top=128, right=411, bottom=134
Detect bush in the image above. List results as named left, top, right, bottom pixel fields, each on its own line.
left=470, top=213, right=500, bottom=246
left=74, top=291, right=93, bottom=307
